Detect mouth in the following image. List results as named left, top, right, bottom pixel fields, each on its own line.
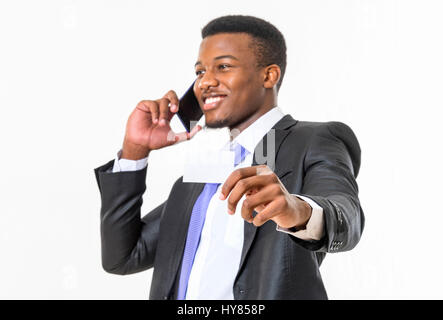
left=202, top=95, right=227, bottom=111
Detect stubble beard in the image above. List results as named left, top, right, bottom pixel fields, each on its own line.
left=205, top=118, right=230, bottom=129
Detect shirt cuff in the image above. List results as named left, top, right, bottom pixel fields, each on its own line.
left=276, top=195, right=325, bottom=241
left=111, top=149, right=149, bottom=173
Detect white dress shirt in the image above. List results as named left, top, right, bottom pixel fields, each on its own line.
left=112, top=107, right=324, bottom=299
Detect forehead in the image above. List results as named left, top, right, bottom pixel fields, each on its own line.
left=197, top=33, right=254, bottom=61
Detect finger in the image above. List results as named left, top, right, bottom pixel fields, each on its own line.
left=136, top=100, right=158, bottom=124
left=172, top=131, right=189, bottom=144
left=220, top=165, right=270, bottom=201
left=189, top=124, right=202, bottom=139
left=241, top=184, right=281, bottom=222
left=163, top=90, right=180, bottom=114
left=157, top=98, right=171, bottom=126
left=251, top=198, right=284, bottom=227
left=169, top=124, right=203, bottom=145
left=225, top=174, right=274, bottom=215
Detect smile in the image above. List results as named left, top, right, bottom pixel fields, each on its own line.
left=203, top=95, right=227, bottom=111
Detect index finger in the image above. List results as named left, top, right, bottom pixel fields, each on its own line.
left=163, top=90, right=180, bottom=114
left=220, top=166, right=266, bottom=200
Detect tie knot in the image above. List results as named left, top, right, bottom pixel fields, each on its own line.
left=232, top=142, right=249, bottom=166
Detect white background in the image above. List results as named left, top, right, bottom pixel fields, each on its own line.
left=1, top=0, right=442, bottom=299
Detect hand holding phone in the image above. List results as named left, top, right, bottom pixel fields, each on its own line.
left=121, top=89, right=202, bottom=160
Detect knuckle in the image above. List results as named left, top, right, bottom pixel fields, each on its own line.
left=161, top=98, right=171, bottom=107
left=256, top=215, right=264, bottom=223
left=253, top=216, right=263, bottom=226
left=138, top=100, right=151, bottom=108
left=232, top=170, right=242, bottom=181
left=237, top=179, right=248, bottom=190
left=277, top=195, right=287, bottom=207
left=147, top=101, right=158, bottom=109
left=272, top=183, right=281, bottom=193
left=234, top=168, right=242, bottom=177
left=241, top=208, right=252, bottom=220
left=166, top=89, right=177, bottom=97
left=227, top=197, right=237, bottom=207
left=264, top=174, right=273, bottom=183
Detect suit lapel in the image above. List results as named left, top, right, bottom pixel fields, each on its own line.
left=237, top=114, right=298, bottom=277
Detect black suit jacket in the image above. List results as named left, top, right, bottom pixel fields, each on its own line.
left=94, top=115, right=364, bottom=300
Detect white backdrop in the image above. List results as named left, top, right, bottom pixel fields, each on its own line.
left=1, top=0, right=442, bottom=299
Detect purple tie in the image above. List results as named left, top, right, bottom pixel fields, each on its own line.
left=176, top=143, right=248, bottom=300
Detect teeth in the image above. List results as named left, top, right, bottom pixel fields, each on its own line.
left=205, top=96, right=225, bottom=104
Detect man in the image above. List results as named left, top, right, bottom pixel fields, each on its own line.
left=94, top=15, right=364, bottom=300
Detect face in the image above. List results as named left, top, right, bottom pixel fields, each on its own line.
left=193, top=33, right=270, bottom=130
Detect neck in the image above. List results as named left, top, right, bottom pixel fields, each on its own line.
left=228, top=91, right=278, bottom=141
left=229, top=104, right=276, bottom=141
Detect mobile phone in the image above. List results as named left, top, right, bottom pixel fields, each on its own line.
left=177, top=82, right=203, bottom=132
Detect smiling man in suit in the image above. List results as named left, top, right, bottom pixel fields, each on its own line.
left=94, top=15, right=364, bottom=300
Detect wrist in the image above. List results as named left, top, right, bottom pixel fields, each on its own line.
left=121, top=140, right=151, bottom=160
left=291, top=196, right=312, bottom=230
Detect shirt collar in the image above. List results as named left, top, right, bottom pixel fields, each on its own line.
left=227, top=106, right=285, bottom=154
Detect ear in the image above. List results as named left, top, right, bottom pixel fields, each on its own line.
left=263, top=64, right=281, bottom=89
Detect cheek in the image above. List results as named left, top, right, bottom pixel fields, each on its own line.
left=223, top=70, right=263, bottom=108
left=227, top=77, right=255, bottom=102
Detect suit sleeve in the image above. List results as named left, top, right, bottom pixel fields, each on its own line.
left=94, top=159, right=165, bottom=275
left=290, top=122, right=365, bottom=253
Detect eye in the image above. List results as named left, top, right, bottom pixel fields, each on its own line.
left=195, top=69, right=205, bottom=76
left=218, top=64, right=231, bottom=70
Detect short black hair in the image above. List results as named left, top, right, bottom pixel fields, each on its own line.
left=201, top=15, right=287, bottom=91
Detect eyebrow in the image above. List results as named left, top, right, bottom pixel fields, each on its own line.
left=194, top=55, right=239, bottom=67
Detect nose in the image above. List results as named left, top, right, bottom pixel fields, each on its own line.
left=198, top=70, right=219, bottom=90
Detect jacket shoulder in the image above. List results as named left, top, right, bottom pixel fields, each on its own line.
left=288, top=120, right=361, bottom=177
left=290, top=120, right=353, bottom=133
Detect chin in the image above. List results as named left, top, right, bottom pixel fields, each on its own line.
left=205, top=116, right=231, bottom=129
